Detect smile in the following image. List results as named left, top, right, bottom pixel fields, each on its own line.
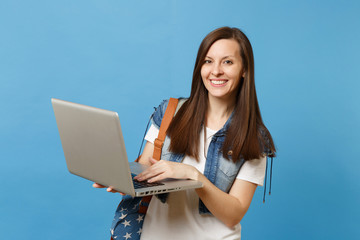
left=210, top=79, right=228, bottom=86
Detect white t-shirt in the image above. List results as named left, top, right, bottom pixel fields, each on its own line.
left=140, top=124, right=266, bottom=240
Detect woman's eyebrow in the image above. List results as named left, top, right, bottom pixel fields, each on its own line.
left=205, top=55, right=235, bottom=60
left=222, top=55, right=235, bottom=59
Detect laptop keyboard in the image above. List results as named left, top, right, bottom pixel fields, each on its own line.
left=131, top=173, right=164, bottom=189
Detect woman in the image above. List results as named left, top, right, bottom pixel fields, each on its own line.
left=96, top=26, right=275, bottom=239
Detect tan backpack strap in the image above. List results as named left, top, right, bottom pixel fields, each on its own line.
left=138, top=98, right=179, bottom=214
left=152, top=98, right=179, bottom=160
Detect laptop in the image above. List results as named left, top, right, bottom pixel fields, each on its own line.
left=51, top=98, right=203, bottom=197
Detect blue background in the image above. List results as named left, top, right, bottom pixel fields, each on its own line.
left=1, top=0, right=359, bottom=239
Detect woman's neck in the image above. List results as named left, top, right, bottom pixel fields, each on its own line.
left=206, top=95, right=236, bottom=131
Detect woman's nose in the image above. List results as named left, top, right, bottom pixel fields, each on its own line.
left=211, top=63, right=223, bottom=76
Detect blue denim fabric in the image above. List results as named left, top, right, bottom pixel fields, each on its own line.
left=151, top=99, right=245, bottom=215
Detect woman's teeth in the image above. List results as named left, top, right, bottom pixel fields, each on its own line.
left=211, top=80, right=226, bottom=85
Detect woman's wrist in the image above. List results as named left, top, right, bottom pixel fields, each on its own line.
left=190, top=166, right=200, bottom=181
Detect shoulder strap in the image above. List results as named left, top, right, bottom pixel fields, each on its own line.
left=138, top=98, right=179, bottom=215
left=153, top=98, right=179, bottom=160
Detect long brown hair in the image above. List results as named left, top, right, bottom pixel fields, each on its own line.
left=167, top=27, right=276, bottom=161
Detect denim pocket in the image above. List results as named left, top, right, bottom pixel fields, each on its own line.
left=218, top=159, right=238, bottom=178
left=217, top=158, right=245, bottom=193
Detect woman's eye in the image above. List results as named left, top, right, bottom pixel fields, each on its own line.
left=224, top=60, right=233, bottom=64
left=204, top=60, right=212, bottom=64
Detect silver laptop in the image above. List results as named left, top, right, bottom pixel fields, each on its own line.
left=52, top=98, right=203, bottom=197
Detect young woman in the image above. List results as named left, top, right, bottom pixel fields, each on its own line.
left=95, top=26, right=275, bottom=240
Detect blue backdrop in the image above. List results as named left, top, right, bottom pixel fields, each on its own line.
left=1, top=0, right=359, bottom=239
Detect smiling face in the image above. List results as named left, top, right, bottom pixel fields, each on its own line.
left=201, top=39, right=244, bottom=104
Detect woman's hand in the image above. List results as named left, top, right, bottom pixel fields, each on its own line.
left=92, top=183, right=126, bottom=195
left=134, top=157, right=199, bottom=183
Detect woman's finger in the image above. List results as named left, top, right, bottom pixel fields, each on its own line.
left=107, top=187, right=118, bottom=193
left=106, top=187, right=126, bottom=195
left=136, top=168, right=163, bottom=181
left=147, top=173, right=168, bottom=183
left=93, top=183, right=106, bottom=188
left=135, top=163, right=165, bottom=180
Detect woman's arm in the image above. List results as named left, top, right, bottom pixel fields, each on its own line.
left=137, top=141, right=155, bottom=166
left=135, top=158, right=257, bottom=228
left=195, top=174, right=257, bottom=228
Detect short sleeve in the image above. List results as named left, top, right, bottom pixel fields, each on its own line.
left=151, top=99, right=169, bottom=129
left=236, top=155, right=266, bottom=186
left=144, top=124, right=160, bottom=144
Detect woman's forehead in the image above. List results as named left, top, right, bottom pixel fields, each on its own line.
left=206, top=39, right=241, bottom=58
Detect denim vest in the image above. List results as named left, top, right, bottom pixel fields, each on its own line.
left=150, top=99, right=246, bottom=215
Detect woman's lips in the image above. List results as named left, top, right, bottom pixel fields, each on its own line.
left=209, top=79, right=228, bottom=87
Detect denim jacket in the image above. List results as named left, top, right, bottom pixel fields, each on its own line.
left=150, top=99, right=246, bottom=215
